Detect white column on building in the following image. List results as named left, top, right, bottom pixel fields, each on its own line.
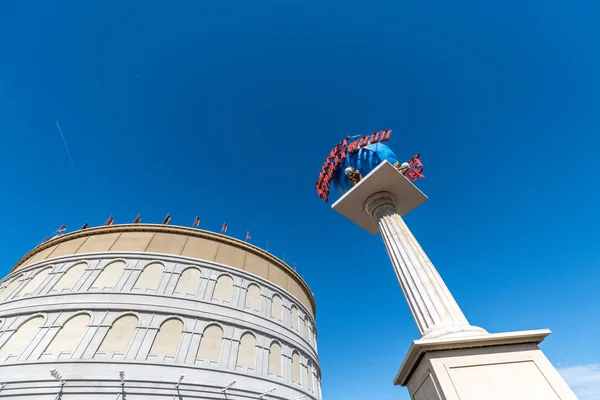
left=365, top=191, right=487, bottom=339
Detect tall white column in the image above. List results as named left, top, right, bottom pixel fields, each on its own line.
left=331, top=161, right=577, bottom=398
left=365, top=191, right=487, bottom=339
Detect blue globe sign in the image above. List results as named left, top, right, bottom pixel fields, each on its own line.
left=331, top=142, right=398, bottom=195
left=315, top=129, right=423, bottom=203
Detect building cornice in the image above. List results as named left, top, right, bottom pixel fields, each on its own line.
left=12, top=224, right=316, bottom=315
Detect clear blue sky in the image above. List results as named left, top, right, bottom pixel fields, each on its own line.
left=1, top=1, right=599, bottom=399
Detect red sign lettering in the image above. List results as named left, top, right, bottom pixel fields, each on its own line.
left=404, top=153, right=424, bottom=181
left=347, top=140, right=359, bottom=153
left=405, top=168, right=424, bottom=181
left=315, top=130, right=393, bottom=203
left=408, top=153, right=422, bottom=167
left=380, top=129, right=391, bottom=142
left=369, top=131, right=380, bottom=144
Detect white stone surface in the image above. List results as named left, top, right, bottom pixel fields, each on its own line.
left=332, top=161, right=428, bottom=235
left=401, top=331, right=578, bottom=400
left=364, top=189, right=486, bottom=339
left=0, top=252, right=321, bottom=400
left=332, top=160, right=577, bottom=399
left=333, top=161, right=483, bottom=339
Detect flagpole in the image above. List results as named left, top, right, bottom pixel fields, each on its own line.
left=43, top=224, right=65, bottom=243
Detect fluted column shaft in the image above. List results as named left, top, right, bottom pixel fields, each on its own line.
left=365, top=192, right=486, bottom=339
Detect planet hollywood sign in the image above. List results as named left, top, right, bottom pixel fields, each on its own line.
left=314, top=130, right=391, bottom=203
left=315, top=129, right=423, bottom=203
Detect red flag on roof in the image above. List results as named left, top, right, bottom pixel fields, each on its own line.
left=246, top=231, right=251, bottom=241
left=133, top=214, right=141, bottom=224
left=57, top=225, right=67, bottom=232
left=104, top=216, right=114, bottom=226
left=162, top=213, right=171, bottom=225
left=221, top=222, right=227, bottom=233
left=193, top=216, right=200, bottom=227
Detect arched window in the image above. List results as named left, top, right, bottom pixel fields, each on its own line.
left=150, top=319, right=183, bottom=357
left=92, top=261, right=125, bottom=289
left=236, top=333, right=256, bottom=369
left=271, top=294, right=282, bottom=321
left=308, top=363, right=315, bottom=391
left=292, top=351, right=301, bottom=384
left=0, top=275, right=23, bottom=301
left=268, top=342, right=282, bottom=375
left=213, top=275, right=233, bottom=302
left=291, top=306, right=299, bottom=330
left=133, top=262, right=164, bottom=291
left=245, top=284, right=261, bottom=311
left=197, top=324, right=223, bottom=361
left=53, top=263, right=86, bottom=292
left=18, top=267, right=52, bottom=296
left=0, top=316, right=44, bottom=356
left=45, top=314, right=90, bottom=356
left=97, top=315, right=138, bottom=353
left=174, top=268, right=201, bottom=295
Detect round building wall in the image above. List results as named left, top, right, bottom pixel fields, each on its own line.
left=0, top=225, right=321, bottom=400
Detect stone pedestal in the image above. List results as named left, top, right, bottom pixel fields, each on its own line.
left=332, top=160, right=577, bottom=399
left=396, top=329, right=577, bottom=400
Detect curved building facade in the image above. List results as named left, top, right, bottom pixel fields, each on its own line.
left=0, top=225, right=321, bottom=399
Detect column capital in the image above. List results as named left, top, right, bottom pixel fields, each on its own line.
left=364, top=192, right=396, bottom=218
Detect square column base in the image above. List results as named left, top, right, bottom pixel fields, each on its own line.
left=395, top=329, right=577, bottom=400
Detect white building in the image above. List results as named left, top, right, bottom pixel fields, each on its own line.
left=0, top=224, right=321, bottom=399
